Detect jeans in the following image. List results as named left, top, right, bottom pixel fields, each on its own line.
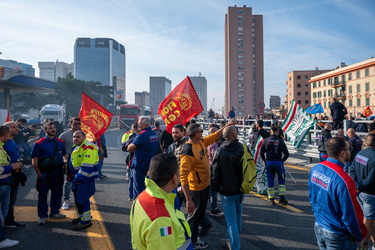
left=128, top=169, right=134, bottom=200
left=97, top=157, right=104, bottom=178
left=209, top=186, right=218, bottom=210
left=220, top=194, right=244, bottom=250
left=63, top=175, right=72, bottom=201
left=22, top=142, right=31, bottom=158
left=0, top=184, right=11, bottom=220
left=314, top=222, right=358, bottom=250
left=4, top=177, right=19, bottom=225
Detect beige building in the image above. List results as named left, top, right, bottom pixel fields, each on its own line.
left=286, top=69, right=331, bottom=111
left=310, top=58, right=375, bottom=117
left=135, top=91, right=150, bottom=107
left=225, top=5, right=264, bottom=117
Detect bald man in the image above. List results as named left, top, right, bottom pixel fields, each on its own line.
left=347, top=128, right=363, bottom=165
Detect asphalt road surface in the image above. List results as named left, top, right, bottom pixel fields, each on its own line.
left=9, top=128, right=319, bottom=250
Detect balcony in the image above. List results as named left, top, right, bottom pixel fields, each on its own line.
left=336, top=92, right=347, bottom=100
left=332, top=81, right=346, bottom=88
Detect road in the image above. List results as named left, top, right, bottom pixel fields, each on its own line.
left=9, top=128, right=319, bottom=250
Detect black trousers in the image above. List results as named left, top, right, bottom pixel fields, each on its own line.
left=187, top=186, right=209, bottom=243
left=333, top=120, right=343, bottom=130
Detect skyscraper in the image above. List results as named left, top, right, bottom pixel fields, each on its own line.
left=189, top=75, right=207, bottom=116
left=39, top=61, right=73, bottom=82
left=149, top=76, right=171, bottom=113
left=135, top=91, right=150, bottom=107
left=74, top=37, right=126, bottom=98
left=225, top=5, right=264, bottom=117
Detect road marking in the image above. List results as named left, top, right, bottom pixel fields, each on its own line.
left=89, top=196, right=115, bottom=250
left=285, top=164, right=311, bottom=172
left=14, top=197, right=114, bottom=249
left=249, top=191, right=304, bottom=213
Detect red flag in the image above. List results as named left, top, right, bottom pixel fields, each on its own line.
left=362, top=106, right=373, bottom=117
left=78, top=92, right=114, bottom=142
left=158, top=76, right=203, bottom=133
left=5, top=112, right=10, bottom=122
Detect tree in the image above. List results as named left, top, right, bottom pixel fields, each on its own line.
left=55, top=73, right=114, bottom=119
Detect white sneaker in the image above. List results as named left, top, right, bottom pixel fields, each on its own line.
left=62, top=200, right=70, bottom=210
left=0, top=239, right=19, bottom=248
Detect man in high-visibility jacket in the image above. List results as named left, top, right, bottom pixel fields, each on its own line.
left=69, top=130, right=99, bottom=231
left=131, top=153, right=193, bottom=250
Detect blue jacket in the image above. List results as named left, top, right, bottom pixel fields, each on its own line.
left=349, top=148, right=375, bottom=195
left=131, top=127, right=159, bottom=171
left=308, top=158, right=367, bottom=242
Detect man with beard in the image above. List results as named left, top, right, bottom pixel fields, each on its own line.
left=309, top=137, right=366, bottom=249
left=31, top=122, right=67, bottom=225
left=167, top=124, right=188, bottom=163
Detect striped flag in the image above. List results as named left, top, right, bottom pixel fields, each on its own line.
left=160, top=226, right=172, bottom=237
left=253, top=135, right=267, bottom=195
left=281, top=100, right=315, bottom=147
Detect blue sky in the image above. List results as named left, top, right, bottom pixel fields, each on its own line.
left=1, top=0, right=374, bottom=113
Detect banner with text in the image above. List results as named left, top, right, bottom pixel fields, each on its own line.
left=79, top=92, right=114, bottom=142
left=281, top=100, right=315, bottom=148
left=158, top=76, right=203, bottom=133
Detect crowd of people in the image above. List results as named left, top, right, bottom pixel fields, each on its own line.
left=0, top=117, right=108, bottom=248
left=126, top=116, right=291, bottom=250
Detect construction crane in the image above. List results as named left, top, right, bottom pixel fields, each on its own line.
left=210, top=98, right=215, bottom=109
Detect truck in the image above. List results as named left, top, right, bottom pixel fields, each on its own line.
left=117, top=104, right=141, bottom=129
left=40, top=104, right=66, bottom=125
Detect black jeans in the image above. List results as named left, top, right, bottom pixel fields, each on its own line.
left=4, top=176, right=19, bottom=225
left=333, top=120, right=343, bottom=130
left=187, top=186, right=209, bottom=243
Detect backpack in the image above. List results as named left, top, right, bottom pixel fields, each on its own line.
left=240, top=143, right=257, bottom=193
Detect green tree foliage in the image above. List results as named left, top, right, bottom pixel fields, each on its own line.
left=9, top=92, right=55, bottom=114
left=55, top=73, right=114, bottom=118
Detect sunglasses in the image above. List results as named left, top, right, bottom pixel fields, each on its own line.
left=73, top=123, right=81, bottom=125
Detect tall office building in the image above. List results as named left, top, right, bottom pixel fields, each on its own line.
left=149, top=76, right=171, bottom=113
left=38, top=61, right=74, bottom=82
left=135, top=91, right=150, bottom=107
left=269, top=95, right=281, bottom=109
left=74, top=37, right=126, bottom=97
left=189, top=75, right=207, bottom=116
left=225, top=5, right=264, bottom=117
left=0, top=59, right=35, bottom=77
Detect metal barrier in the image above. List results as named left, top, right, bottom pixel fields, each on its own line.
left=198, top=118, right=372, bottom=163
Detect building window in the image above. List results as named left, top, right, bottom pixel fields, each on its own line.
left=365, top=68, right=369, bottom=76
left=349, top=85, right=352, bottom=94
left=239, top=88, right=244, bottom=92
left=238, top=39, right=243, bottom=42
left=313, top=82, right=316, bottom=88
left=366, top=82, right=370, bottom=91
left=324, top=80, right=326, bottom=86
left=323, top=90, right=326, bottom=97
left=238, top=66, right=243, bottom=70
left=238, top=77, right=243, bottom=81
left=238, top=50, right=243, bottom=53
left=356, top=70, right=360, bottom=79
left=239, top=100, right=244, bottom=104
left=349, top=99, right=352, bottom=107
left=238, top=10, right=242, bottom=14
left=297, top=75, right=301, bottom=79
left=305, top=92, right=309, bottom=96
left=239, top=83, right=244, bottom=87
left=238, top=33, right=243, bottom=37
left=238, top=55, right=244, bottom=59
left=238, top=44, right=243, bottom=48
left=238, top=27, right=243, bottom=31
left=313, top=92, right=316, bottom=98
left=357, top=99, right=361, bottom=106
left=357, top=84, right=361, bottom=92
left=238, top=61, right=243, bottom=64
left=305, top=84, right=309, bottom=88
left=348, top=72, right=352, bottom=80
left=239, top=95, right=244, bottom=98
left=238, top=22, right=243, bottom=26
left=297, top=92, right=301, bottom=96
left=297, top=100, right=301, bottom=104
left=305, top=100, right=309, bottom=104
left=238, top=72, right=244, bottom=76
left=297, top=84, right=301, bottom=88
left=238, top=16, right=243, bottom=20
left=328, top=78, right=332, bottom=85
left=324, top=102, right=326, bottom=108
left=366, top=98, right=370, bottom=106
left=318, top=81, right=321, bottom=87
left=305, top=75, right=309, bottom=79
